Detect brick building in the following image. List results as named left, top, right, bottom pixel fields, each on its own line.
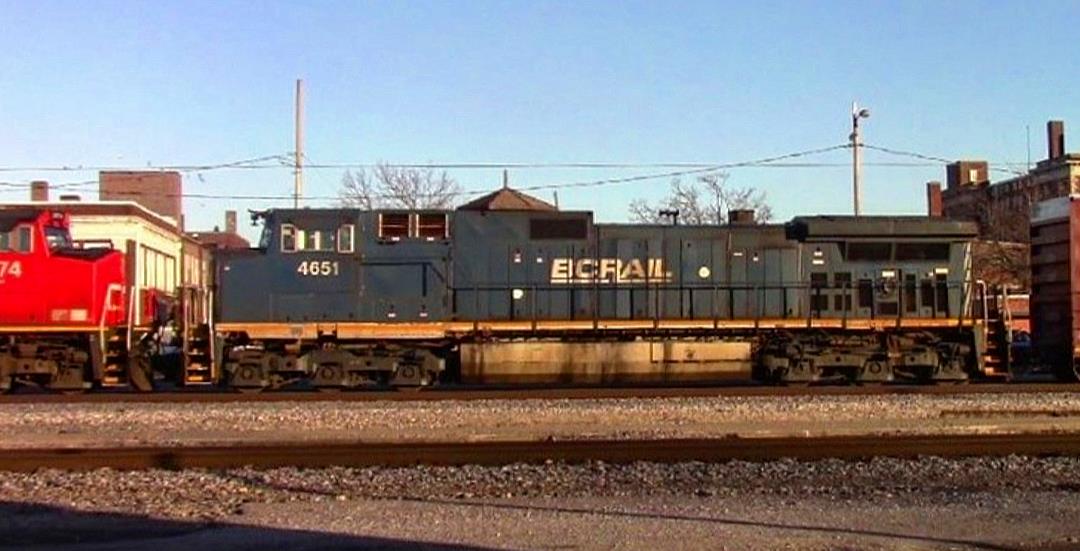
left=927, top=120, right=1080, bottom=242
left=925, top=121, right=1080, bottom=289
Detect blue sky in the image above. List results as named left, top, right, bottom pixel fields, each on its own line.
left=1, top=1, right=1077, bottom=236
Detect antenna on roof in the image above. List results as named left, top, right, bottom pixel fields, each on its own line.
left=502, top=169, right=509, bottom=189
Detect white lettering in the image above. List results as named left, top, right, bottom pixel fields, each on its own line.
left=297, top=260, right=340, bottom=277
left=549, top=257, right=672, bottom=284
left=0, top=260, right=23, bottom=283
left=550, top=258, right=571, bottom=282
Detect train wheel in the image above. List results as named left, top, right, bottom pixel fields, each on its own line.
left=229, top=363, right=268, bottom=392
left=312, top=364, right=346, bottom=389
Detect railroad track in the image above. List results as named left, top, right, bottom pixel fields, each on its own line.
left=0, top=382, right=1076, bottom=404
left=4, top=432, right=1080, bottom=472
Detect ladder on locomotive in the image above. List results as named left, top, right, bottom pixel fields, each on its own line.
left=180, top=285, right=214, bottom=385
left=980, top=286, right=1023, bottom=379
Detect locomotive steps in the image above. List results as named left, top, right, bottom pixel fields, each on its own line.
left=5, top=433, right=1080, bottom=472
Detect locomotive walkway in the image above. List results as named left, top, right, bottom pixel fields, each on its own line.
left=4, top=433, right=1080, bottom=472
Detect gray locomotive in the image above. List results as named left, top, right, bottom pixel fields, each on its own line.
left=214, top=187, right=983, bottom=389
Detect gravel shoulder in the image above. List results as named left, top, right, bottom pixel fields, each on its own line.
left=2, top=457, right=1079, bottom=550
left=2, top=393, right=1080, bottom=449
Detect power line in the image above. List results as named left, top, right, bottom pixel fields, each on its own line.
left=0, top=154, right=292, bottom=173
left=861, top=144, right=1025, bottom=176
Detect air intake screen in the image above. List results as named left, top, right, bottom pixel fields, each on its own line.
left=530, top=218, right=587, bottom=240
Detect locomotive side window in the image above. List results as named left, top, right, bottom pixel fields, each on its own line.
left=846, top=242, right=892, bottom=261
left=281, top=224, right=299, bottom=252
left=17, top=226, right=31, bottom=252
left=379, top=213, right=410, bottom=240
left=337, top=225, right=355, bottom=253
left=895, top=242, right=950, bottom=261
left=1, top=226, right=33, bottom=253
left=417, top=214, right=448, bottom=240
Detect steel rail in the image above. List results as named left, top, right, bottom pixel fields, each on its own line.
left=4, top=433, right=1080, bottom=472
left=0, top=383, right=1075, bottom=404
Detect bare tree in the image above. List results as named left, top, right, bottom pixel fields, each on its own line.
left=339, top=163, right=462, bottom=209
left=969, top=182, right=1035, bottom=289
left=628, top=173, right=773, bottom=224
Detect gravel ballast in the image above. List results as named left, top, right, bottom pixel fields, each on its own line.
left=2, top=456, right=1079, bottom=550
left=2, top=392, right=1080, bottom=449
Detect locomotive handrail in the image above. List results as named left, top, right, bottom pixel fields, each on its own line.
left=447, top=279, right=971, bottom=323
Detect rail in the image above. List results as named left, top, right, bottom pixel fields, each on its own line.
left=3, top=432, right=1080, bottom=472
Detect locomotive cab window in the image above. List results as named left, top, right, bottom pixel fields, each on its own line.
left=337, top=224, right=355, bottom=253
left=304, top=230, right=334, bottom=251
left=281, top=224, right=299, bottom=253
left=44, top=226, right=71, bottom=250
left=378, top=213, right=410, bottom=241
left=417, top=213, right=448, bottom=240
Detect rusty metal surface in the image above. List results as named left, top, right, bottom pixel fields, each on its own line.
left=0, top=382, right=1077, bottom=405
left=3, top=433, right=1080, bottom=472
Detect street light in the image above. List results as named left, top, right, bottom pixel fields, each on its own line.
left=851, top=101, right=870, bottom=216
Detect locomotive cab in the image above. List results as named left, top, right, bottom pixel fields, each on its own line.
left=0, top=209, right=127, bottom=390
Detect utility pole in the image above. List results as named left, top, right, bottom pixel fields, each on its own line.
left=294, top=79, right=304, bottom=209
left=850, top=101, right=870, bottom=216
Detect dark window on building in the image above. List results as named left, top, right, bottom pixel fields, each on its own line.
left=379, top=213, right=410, bottom=240
left=846, top=242, right=892, bottom=261
left=904, top=274, right=917, bottom=313
left=858, top=279, right=873, bottom=308
left=811, top=294, right=830, bottom=312
left=530, top=218, right=587, bottom=240
left=417, top=214, right=449, bottom=240
left=810, top=272, right=828, bottom=288
left=834, top=272, right=852, bottom=289
left=895, top=242, right=951, bottom=261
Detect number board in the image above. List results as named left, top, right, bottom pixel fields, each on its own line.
left=297, top=260, right=340, bottom=277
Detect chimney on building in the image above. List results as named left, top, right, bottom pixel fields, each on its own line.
left=926, top=181, right=943, bottom=217
left=99, top=171, right=183, bottom=229
left=1048, top=120, right=1065, bottom=160
left=946, top=160, right=990, bottom=190
left=225, top=210, right=238, bottom=234
left=728, top=209, right=755, bottom=225
left=30, top=180, right=49, bottom=202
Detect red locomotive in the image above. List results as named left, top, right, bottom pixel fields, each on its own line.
left=0, top=209, right=149, bottom=390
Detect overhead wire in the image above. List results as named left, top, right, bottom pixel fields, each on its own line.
left=0, top=142, right=1041, bottom=203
